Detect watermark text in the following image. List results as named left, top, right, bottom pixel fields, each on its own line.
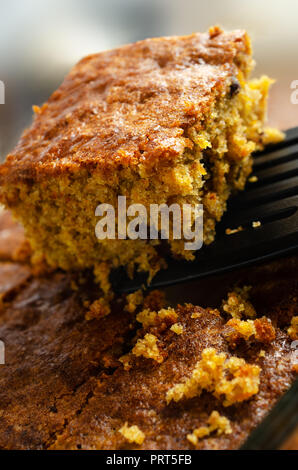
left=95, top=196, right=203, bottom=250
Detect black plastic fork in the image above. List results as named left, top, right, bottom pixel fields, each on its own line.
left=112, top=127, right=298, bottom=293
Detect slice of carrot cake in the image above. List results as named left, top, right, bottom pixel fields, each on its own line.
left=0, top=27, right=283, bottom=283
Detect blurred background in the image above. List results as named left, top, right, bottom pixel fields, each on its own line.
left=0, top=0, right=297, bottom=160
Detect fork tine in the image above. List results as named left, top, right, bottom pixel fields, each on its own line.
left=221, top=194, right=298, bottom=228
left=254, top=143, right=298, bottom=169
left=282, top=126, right=298, bottom=146
left=253, top=160, right=298, bottom=183
left=231, top=176, right=298, bottom=208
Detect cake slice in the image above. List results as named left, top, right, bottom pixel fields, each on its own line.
left=0, top=26, right=283, bottom=284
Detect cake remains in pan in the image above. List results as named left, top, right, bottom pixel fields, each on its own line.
left=0, top=27, right=283, bottom=286
left=0, top=212, right=296, bottom=450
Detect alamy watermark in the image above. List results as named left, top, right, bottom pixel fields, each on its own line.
left=290, top=80, right=298, bottom=104
left=0, top=80, right=5, bottom=104
left=0, top=340, right=4, bottom=364
left=95, top=196, right=203, bottom=250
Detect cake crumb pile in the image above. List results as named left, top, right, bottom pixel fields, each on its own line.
left=166, top=348, right=260, bottom=407
left=187, top=411, right=232, bottom=446
left=132, top=333, right=163, bottom=363
left=119, top=423, right=145, bottom=446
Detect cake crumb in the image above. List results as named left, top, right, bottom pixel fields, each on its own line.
left=262, top=127, right=285, bottom=145
left=187, top=411, right=232, bottom=446
left=288, top=316, right=298, bottom=341
left=93, top=262, right=112, bottom=295
left=32, top=105, right=41, bottom=114
left=225, top=318, right=256, bottom=347
left=248, top=175, right=258, bottom=183
left=191, top=311, right=203, bottom=319
left=170, top=323, right=184, bottom=335
left=119, top=422, right=145, bottom=445
left=225, top=317, right=275, bottom=347
left=137, top=307, right=178, bottom=329
left=32, top=103, right=48, bottom=114
left=143, top=290, right=165, bottom=311
left=225, top=226, right=243, bottom=235
left=125, top=290, right=144, bottom=313
left=209, top=25, right=223, bottom=38
left=158, top=308, right=178, bottom=324
left=166, top=347, right=260, bottom=407
left=132, top=333, right=163, bottom=363
left=207, top=308, right=222, bottom=317
left=222, top=287, right=256, bottom=319
left=85, top=297, right=111, bottom=320
left=254, top=317, right=276, bottom=343
left=119, top=354, right=132, bottom=371
left=252, top=221, right=261, bottom=228
left=136, top=309, right=157, bottom=328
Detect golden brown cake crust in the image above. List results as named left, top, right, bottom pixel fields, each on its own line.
left=0, top=28, right=250, bottom=183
